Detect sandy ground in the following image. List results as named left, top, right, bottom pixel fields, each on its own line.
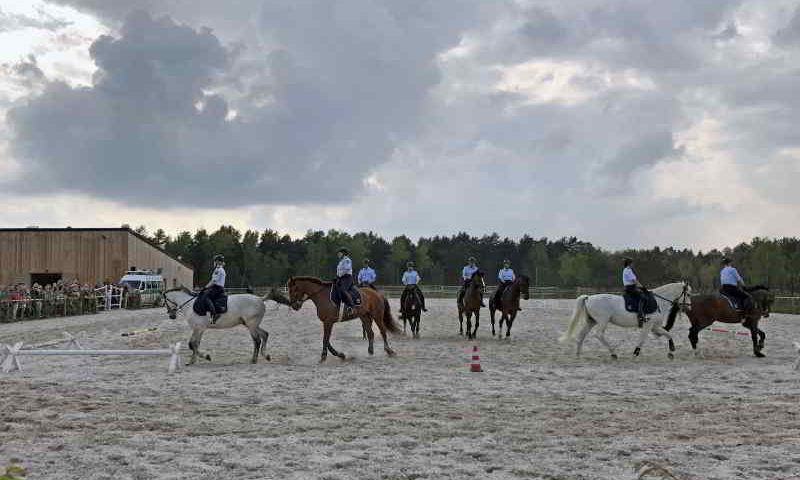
left=1, top=298, right=799, bottom=480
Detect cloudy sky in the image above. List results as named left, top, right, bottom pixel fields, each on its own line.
left=1, top=0, right=799, bottom=250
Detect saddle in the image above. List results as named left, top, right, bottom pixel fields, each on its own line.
left=623, top=290, right=658, bottom=315
left=719, top=293, right=740, bottom=311
left=192, top=291, right=228, bottom=316
left=330, top=283, right=362, bottom=307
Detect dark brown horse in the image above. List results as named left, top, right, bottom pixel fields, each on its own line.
left=458, top=270, right=485, bottom=339
left=287, top=276, right=400, bottom=362
left=682, top=286, right=775, bottom=357
left=401, top=286, right=423, bottom=338
left=489, top=275, right=530, bottom=337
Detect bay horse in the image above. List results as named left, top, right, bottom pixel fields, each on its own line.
left=458, top=270, right=486, bottom=339
left=163, top=287, right=273, bottom=365
left=287, top=276, right=399, bottom=363
left=560, top=282, right=691, bottom=359
left=401, top=286, right=423, bottom=338
left=682, top=286, right=775, bottom=358
left=489, top=274, right=530, bottom=337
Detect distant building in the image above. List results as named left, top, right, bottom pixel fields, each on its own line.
left=0, top=227, right=193, bottom=288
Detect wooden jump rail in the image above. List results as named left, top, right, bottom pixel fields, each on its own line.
left=1, top=341, right=182, bottom=374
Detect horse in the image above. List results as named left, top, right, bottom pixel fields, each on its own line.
left=286, top=276, right=399, bottom=363
left=560, top=282, right=691, bottom=359
left=163, top=287, right=274, bottom=365
left=400, top=286, right=423, bottom=338
left=489, top=274, right=530, bottom=338
left=458, top=270, right=486, bottom=339
left=683, top=286, right=775, bottom=358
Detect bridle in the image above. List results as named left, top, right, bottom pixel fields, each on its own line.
left=289, top=281, right=327, bottom=309
left=163, top=291, right=196, bottom=316
left=650, top=283, right=691, bottom=311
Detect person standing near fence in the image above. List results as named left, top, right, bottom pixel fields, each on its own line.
left=30, top=283, right=43, bottom=318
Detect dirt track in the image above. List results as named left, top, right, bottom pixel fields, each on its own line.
left=1, top=298, right=799, bottom=479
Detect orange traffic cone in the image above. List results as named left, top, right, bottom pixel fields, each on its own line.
left=470, top=345, right=483, bottom=372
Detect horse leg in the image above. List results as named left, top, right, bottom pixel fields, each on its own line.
left=490, top=307, right=496, bottom=336
left=595, top=322, right=619, bottom=359
left=575, top=319, right=596, bottom=358
left=506, top=311, right=517, bottom=338
left=320, top=321, right=332, bottom=363
left=362, top=317, right=375, bottom=355
left=472, top=310, right=480, bottom=339
left=415, top=311, right=421, bottom=338
left=257, top=326, right=271, bottom=361
left=652, top=325, right=675, bottom=359
left=187, top=328, right=211, bottom=365
left=459, top=308, right=464, bottom=336
left=757, top=328, right=766, bottom=351
left=249, top=327, right=261, bottom=364
left=375, top=318, right=395, bottom=357
left=632, top=322, right=650, bottom=358
left=465, top=312, right=473, bottom=340
left=748, top=323, right=765, bottom=358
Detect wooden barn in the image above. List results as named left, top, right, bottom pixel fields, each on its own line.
left=0, top=227, right=193, bottom=288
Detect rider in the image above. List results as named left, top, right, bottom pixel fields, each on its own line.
left=335, top=247, right=358, bottom=317
left=720, top=257, right=753, bottom=313
left=623, top=257, right=647, bottom=328
left=357, top=258, right=377, bottom=287
left=458, top=256, right=485, bottom=308
left=203, top=254, right=226, bottom=324
left=492, top=259, right=520, bottom=311
left=400, top=261, right=427, bottom=315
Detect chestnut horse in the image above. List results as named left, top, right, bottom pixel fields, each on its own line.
left=682, top=286, right=775, bottom=358
left=287, top=276, right=399, bottom=362
left=489, top=275, right=530, bottom=337
left=458, top=270, right=486, bottom=339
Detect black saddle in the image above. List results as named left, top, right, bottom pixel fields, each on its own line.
left=193, top=292, right=228, bottom=316
left=719, top=293, right=740, bottom=311
left=623, top=290, right=658, bottom=315
left=330, top=284, right=362, bottom=307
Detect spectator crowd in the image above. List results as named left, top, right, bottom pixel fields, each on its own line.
left=0, top=280, right=147, bottom=322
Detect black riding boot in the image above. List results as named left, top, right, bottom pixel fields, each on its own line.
left=419, top=290, right=427, bottom=312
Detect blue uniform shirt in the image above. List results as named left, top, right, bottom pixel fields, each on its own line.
left=337, top=256, right=353, bottom=277
left=358, top=267, right=376, bottom=284
left=402, top=270, right=421, bottom=285
left=498, top=268, right=515, bottom=282
left=462, top=265, right=479, bottom=280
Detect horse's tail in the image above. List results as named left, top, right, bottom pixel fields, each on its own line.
left=664, top=303, right=681, bottom=331
left=382, top=296, right=400, bottom=334
left=559, top=295, right=589, bottom=343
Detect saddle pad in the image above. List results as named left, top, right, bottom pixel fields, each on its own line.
left=623, top=291, right=659, bottom=315
left=192, top=294, right=228, bottom=316
left=330, top=285, right=362, bottom=307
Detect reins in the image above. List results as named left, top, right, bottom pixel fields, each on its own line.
left=649, top=284, right=691, bottom=310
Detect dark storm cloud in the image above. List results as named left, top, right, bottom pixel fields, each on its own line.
left=6, top=4, right=479, bottom=207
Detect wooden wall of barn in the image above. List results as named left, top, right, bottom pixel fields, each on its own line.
left=0, top=230, right=193, bottom=287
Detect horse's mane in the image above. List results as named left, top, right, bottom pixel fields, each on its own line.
left=289, top=276, right=333, bottom=287
left=745, top=284, right=769, bottom=292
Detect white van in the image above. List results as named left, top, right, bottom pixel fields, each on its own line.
left=119, top=270, right=165, bottom=306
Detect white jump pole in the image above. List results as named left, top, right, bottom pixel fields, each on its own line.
left=1, top=342, right=182, bottom=374
left=794, top=341, right=800, bottom=371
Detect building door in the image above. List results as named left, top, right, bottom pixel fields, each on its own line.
left=30, top=272, right=62, bottom=286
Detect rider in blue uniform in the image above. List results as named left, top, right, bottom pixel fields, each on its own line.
left=400, top=261, right=427, bottom=316
left=203, top=254, right=226, bottom=324
left=357, top=259, right=377, bottom=287
left=335, top=247, right=358, bottom=317
left=720, top=257, right=752, bottom=312
left=623, top=257, right=646, bottom=328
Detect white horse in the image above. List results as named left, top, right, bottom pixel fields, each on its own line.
left=163, top=287, right=277, bottom=365
left=560, top=282, right=691, bottom=359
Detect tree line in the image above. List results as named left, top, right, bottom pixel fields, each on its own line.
left=135, top=226, right=800, bottom=294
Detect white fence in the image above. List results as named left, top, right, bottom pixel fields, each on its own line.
left=0, top=338, right=181, bottom=374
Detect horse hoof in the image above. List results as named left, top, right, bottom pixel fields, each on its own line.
left=668, top=352, right=674, bottom=360
left=265, top=355, right=271, bottom=361
left=755, top=352, right=766, bottom=358
left=611, top=354, right=618, bottom=360
left=338, top=353, right=346, bottom=360
left=633, top=348, right=641, bottom=357
left=205, top=354, right=212, bottom=361
left=368, top=347, right=374, bottom=355
left=319, top=356, right=327, bottom=364
left=386, top=349, right=396, bottom=357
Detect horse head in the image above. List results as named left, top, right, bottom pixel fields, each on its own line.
left=747, top=285, right=774, bottom=318
left=163, top=286, right=194, bottom=319
left=287, top=276, right=329, bottom=311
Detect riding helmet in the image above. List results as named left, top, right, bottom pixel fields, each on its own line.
left=213, top=254, right=225, bottom=263
left=623, top=257, right=633, bottom=266
left=364, top=258, right=371, bottom=265
left=468, top=256, right=476, bottom=263
left=337, top=247, right=350, bottom=255
left=407, top=261, right=415, bottom=267
left=721, top=257, right=732, bottom=265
